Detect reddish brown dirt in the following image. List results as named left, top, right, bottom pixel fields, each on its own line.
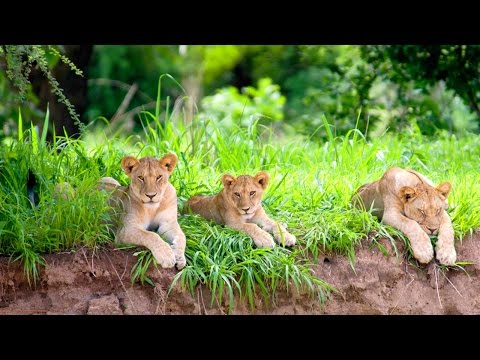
left=1, top=232, right=480, bottom=315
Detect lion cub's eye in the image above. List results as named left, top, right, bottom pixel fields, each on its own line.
left=138, top=176, right=144, bottom=182
left=250, top=191, right=256, bottom=196
left=234, top=192, right=241, bottom=198
left=419, top=209, right=426, bottom=216
left=436, top=208, right=441, bottom=215
left=156, top=175, right=163, bottom=181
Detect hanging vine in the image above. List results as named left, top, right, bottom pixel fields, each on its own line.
left=0, top=45, right=84, bottom=132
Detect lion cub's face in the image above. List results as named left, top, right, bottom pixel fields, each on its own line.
left=399, top=182, right=451, bottom=235
left=222, top=172, right=269, bottom=216
left=121, top=154, right=177, bottom=205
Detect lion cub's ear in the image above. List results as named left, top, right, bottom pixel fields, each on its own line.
left=399, top=186, right=417, bottom=203
left=435, top=182, right=451, bottom=199
left=222, top=174, right=236, bottom=187
left=122, top=156, right=139, bottom=176
left=254, top=172, right=270, bottom=189
left=159, top=154, right=178, bottom=174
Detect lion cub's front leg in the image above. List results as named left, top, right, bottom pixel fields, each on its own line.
left=226, top=221, right=275, bottom=248
left=117, top=223, right=176, bottom=269
left=382, top=210, right=434, bottom=264
left=250, top=208, right=296, bottom=246
left=157, top=219, right=187, bottom=270
left=435, top=211, right=456, bottom=265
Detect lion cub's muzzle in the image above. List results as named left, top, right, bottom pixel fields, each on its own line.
left=143, top=192, right=159, bottom=203
left=422, top=225, right=439, bottom=235
left=238, top=206, right=253, bottom=215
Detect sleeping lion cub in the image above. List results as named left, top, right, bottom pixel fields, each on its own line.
left=99, top=154, right=186, bottom=270
left=186, top=172, right=296, bottom=248
left=353, top=167, right=456, bottom=265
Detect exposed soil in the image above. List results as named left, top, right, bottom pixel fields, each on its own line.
left=1, top=232, right=480, bottom=315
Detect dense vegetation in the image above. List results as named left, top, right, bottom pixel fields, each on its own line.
left=1, top=45, right=480, bottom=139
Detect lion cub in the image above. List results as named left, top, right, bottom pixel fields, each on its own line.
left=186, top=172, right=296, bottom=248
left=99, top=154, right=187, bottom=270
left=353, top=167, right=456, bottom=265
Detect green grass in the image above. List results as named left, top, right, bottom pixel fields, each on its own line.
left=0, top=113, right=115, bottom=284
left=171, top=215, right=331, bottom=313
left=1, top=81, right=480, bottom=310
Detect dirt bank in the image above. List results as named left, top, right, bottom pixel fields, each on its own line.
left=1, top=231, right=479, bottom=315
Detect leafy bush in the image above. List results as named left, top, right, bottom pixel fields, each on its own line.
left=199, top=78, right=285, bottom=128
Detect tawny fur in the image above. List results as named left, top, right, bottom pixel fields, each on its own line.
left=352, top=167, right=456, bottom=265
left=98, top=154, right=186, bottom=269
left=53, top=182, right=76, bottom=200
left=185, top=172, right=296, bottom=248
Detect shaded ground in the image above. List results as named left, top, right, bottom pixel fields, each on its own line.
left=1, top=231, right=479, bottom=315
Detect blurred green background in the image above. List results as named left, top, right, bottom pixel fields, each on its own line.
left=1, top=45, right=479, bottom=140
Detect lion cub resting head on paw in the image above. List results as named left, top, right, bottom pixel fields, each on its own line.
left=98, top=154, right=187, bottom=270
left=185, top=172, right=296, bottom=248
left=353, top=167, right=456, bottom=265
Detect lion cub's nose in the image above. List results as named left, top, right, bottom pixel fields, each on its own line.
left=427, top=227, right=438, bottom=234
left=242, top=207, right=250, bottom=213
left=146, top=193, right=157, bottom=200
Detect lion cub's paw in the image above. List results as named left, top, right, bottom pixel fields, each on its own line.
left=411, top=236, right=434, bottom=264
left=175, top=255, right=187, bottom=270
left=152, top=246, right=176, bottom=269
left=435, top=245, right=456, bottom=266
left=253, top=231, right=275, bottom=248
left=276, top=232, right=296, bottom=246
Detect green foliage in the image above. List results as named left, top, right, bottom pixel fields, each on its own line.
left=280, top=46, right=374, bottom=136
left=86, top=45, right=181, bottom=124
left=84, top=45, right=480, bottom=140
left=189, top=45, right=479, bottom=138
left=130, top=249, right=156, bottom=286
left=242, top=45, right=302, bottom=87
left=363, top=46, right=480, bottom=108
left=172, top=216, right=331, bottom=313
left=199, top=78, right=286, bottom=128
left=362, top=45, right=480, bottom=134
left=198, top=45, right=244, bottom=85
left=47, top=46, right=84, bottom=76
left=86, top=45, right=247, bottom=128
left=0, top=111, right=113, bottom=284
left=0, top=45, right=82, bottom=132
